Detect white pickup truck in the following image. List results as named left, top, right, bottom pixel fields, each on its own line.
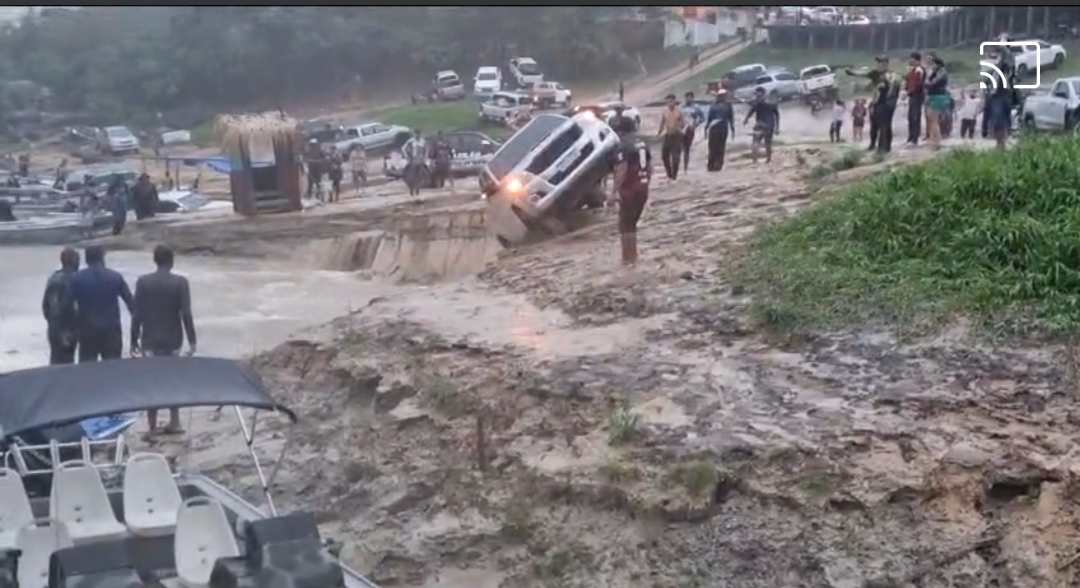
left=479, top=92, right=533, bottom=126
left=1001, top=39, right=1067, bottom=80
left=798, top=64, right=838, bottom=95
left=1022, top=76, right=1080, bottom=132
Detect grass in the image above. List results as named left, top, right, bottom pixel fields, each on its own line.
left=607, top=398, right=640, bottom=445
left=668, top=41, right=1080, bottom=96
left=732, top=134, right=1080, bottom=340
left=373, top=101, right=509, bottom=136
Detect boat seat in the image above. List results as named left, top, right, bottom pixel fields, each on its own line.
left=175, top=497, right=241, bottom=588
left=16, top=519, right=73, bottom=588
left=0, top=467, right=34, bottom=550
left=123, top=452, right=181, bottom=536
left=49, top=460, right=127, bottom=543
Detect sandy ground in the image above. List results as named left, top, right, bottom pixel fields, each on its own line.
left=8, top=45, right=1069, bottom=588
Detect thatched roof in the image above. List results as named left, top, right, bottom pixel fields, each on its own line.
left=213, top=112, right=302, bottom=163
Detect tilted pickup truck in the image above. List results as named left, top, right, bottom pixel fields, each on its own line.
left=1021, top=76, right=1080, bottom=132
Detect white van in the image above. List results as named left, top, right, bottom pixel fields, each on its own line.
left=474, top=66, right=502, bottom=96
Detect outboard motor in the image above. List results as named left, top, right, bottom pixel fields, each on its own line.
left=209, top=512, right=344, bottom=588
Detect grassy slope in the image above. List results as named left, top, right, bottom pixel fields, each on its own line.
left=732, top=135, right=1080, bottom=339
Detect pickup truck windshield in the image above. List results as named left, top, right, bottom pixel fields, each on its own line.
left=478, top=72, right=498, bottom=81
left=517, top=62, right=541, bottom=75
left=801, top=67, right=829, bottom=79
left=486, top=115, right=565, bottom=180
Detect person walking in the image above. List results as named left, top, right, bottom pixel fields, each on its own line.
left=42, top=248, right=80, bottom=365
left=131, top=245, right=198, bottom=438
left=680, top=92, right=705, bottom=174
left=657, top=94, right=686, bottom=180
left=705, top=90, right=735, bottom=171
left=66, top=245, right=134, bottom=363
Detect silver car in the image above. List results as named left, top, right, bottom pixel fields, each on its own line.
left=734, top=70, right=801, bottom=102
left=97, top=125, right=140, bottom=155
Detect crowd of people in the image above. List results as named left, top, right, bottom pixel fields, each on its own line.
left=41, top=244, right=197, bottom=439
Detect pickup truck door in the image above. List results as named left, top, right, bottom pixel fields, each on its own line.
left=367, top=124, right=392, bottom=148
left=1045, top=82, right=1071, bottom=129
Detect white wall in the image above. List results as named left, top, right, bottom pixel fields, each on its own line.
left=664, top=18, right=721, bottom=48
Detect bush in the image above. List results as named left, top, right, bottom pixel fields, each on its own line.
left=733, top=135, right=1080, bottom=338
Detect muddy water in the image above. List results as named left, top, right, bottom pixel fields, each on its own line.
left=0, top=246, right=379, bottom=371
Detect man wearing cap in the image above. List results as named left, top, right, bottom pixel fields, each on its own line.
left=608, top=117, right=651, bottom=266
left=846, top=56, right=900, bottom=153
left=705, top=90, right=735, bottom=171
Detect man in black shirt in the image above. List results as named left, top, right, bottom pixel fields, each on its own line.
left=705, top=90, right=735, bottom=171
left=131, top=245, right=198, bottom=437
left=846, top=56, right=900, bottom=153
left=42, top=248, right=80, bottom=364
left=608, top=117, right=651, bottom=266
left=743, top=87, right=781, bottom=164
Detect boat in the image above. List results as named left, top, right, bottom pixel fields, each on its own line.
left=0, top=212, right=112, bottom=246
left=0, top=357, right=377, bottom=588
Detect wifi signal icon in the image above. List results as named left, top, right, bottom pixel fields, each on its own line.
left=979, top=60, right=1009, bottom=90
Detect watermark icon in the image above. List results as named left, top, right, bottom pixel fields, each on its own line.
left=979, top=41, right=1040, bottom=90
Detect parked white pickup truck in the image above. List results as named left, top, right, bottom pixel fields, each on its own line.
left=799, top=64, right=838, bottom=95
left=479, top=91, right=533, bottom=125
left=1022, top=77, right=1080, bottom=132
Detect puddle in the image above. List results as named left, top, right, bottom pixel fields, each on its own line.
left=308, top=210, right=500, bottom=281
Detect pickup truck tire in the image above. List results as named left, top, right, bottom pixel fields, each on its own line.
left=1017, top=64, right=1028, bottom=79
left=1069, top=110, right=1080, bottom=134
left=1022, top=114, right=1036, bottom=130
left=1054, top=53, right=1065, bottom=68
left=392, top=132, right=411, bottom=149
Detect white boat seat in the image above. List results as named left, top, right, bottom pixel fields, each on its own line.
left=122, top=452, right=181, bottom=536
left=175, top=497, right=240, bottom=588
left=49, top=460, right=127, bottom=543
left=16, top=519, right=74, bottom=588
left=0, top=467, right=34, bottom=550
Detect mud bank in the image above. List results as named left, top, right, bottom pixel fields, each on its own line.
left=234, top=140, right=1080, bottom=588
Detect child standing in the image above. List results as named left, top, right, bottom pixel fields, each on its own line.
left=829, top=98, right=846, bottom=143
left=958, top=90, right=981, bottom=140
left=851, top=98, right=868, bottom=143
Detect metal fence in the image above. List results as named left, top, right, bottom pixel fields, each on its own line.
left=765, top=7, right=1080, bottom=53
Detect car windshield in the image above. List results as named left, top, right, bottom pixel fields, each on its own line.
left=517, top=61, right=540, bottom=75
left=478, top=72, right=498, bottom=81
left=105, top=127, right=131, bottom=137
left=1071, top=81, right=1080, bottom=95
left=487, top=115, right=565, bottom=180
left=437, top=76, right=461, bottom=87
left=801, top=67, right=829, bottom=79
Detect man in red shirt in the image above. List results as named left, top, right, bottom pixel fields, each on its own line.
left=608, top=117, right=652, bottom=266
left=905, top=51, right=926, bottom=146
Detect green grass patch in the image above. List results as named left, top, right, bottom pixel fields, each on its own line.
left=373, top=101, right=508, bottom=137
left=190, top=118, right=215, bottom=147
left=731, top=135, right=1080, bottom=339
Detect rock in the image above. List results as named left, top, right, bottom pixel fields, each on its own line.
left=941, top=442, right=993, bottom=468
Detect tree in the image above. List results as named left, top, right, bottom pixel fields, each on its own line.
left=0, top=7, right=660, bottom=119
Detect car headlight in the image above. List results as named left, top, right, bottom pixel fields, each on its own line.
left=579, top=110, right=597, bottom=121
left=506, top=178, right=523, bottom=193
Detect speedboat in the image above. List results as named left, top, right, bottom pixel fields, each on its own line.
left=0, top=357, right=377, bottom=588
left=0, top=212, right=113, bottom=246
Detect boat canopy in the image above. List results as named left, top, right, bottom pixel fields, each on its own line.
left=0, top=357, right=296, bottom=437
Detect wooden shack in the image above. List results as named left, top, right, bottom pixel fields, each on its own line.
left=214, top=113, right=303, bottom=216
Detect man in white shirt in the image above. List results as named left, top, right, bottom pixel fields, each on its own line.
left=401, top=130, right=428, bottom=196
left=958, top=91, right=981, bottom=140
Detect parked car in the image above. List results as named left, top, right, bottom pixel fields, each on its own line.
left=480, top=92, right=534, bottom=125
left=481, top=112, right=619, bottom=246
left=525, top=80, right=573, bottom=108
left=1022, top=77, right=1080, bottom=132
left=333, top=122, right=412, bottom=155
left=432, top=70, right=466, bottom=101
left=383, top=130, right=501, bottom=183
left=474, top=66, right=503, bottom=96
left=708, top=63, right=769, bottom=95
left=733, top=70, right=800, bottom=102
left=569, top=102, right=641, bottom=128
left=96, top=126, right=139, bottom=155
left=999, top=39, right=1067, bottom=80
left=509, top=57, right=544, bottom=88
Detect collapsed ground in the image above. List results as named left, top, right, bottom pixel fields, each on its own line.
left=117, top=132, right=1080, bottom=588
